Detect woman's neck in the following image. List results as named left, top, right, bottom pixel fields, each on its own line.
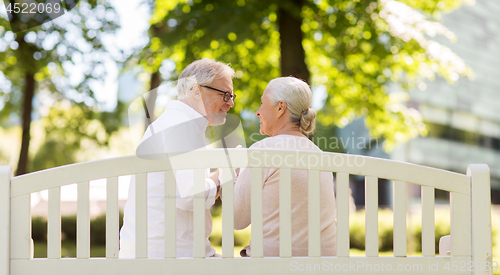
left=273, top=124, right=304, bottom=137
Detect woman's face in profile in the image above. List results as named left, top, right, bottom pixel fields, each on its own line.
left=255, top=88, right=279, bottom=136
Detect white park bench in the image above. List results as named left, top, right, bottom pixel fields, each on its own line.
left=0, top=149, right=493, bottom=275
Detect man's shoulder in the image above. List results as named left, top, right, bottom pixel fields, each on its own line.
left=153, top=105, right=190, bottom=128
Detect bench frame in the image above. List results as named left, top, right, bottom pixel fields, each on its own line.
left=0, top=149, right=493, bottom=275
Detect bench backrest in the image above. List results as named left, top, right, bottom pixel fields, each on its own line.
left=0, top=149, right=492, bottom=275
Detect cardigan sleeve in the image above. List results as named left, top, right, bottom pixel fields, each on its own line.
left=233, top=138, right=273, bottom=230
left=233, top=166, right=253, bottom=230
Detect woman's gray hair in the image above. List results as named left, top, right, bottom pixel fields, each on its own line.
left=267, top=76, right=317, bottom=134
left=177, top=58, right=235, bottom=99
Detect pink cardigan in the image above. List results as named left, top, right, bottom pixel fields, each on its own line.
left=234, top=135, right=337, bottom=257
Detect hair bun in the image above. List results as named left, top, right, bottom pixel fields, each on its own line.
left=299, top=108, right=317, bottom=134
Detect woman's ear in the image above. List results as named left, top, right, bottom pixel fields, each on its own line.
left=277, top=101, right=287, bottom=118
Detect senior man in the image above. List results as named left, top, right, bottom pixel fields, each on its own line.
left=119, top=58, right=235, bottom=258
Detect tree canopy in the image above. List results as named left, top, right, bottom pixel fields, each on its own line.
left=136, top=0, right=473, bottom=151
left=0, top=0, right=121, bottom=174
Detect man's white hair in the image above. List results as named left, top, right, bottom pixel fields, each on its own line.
left=177, top=58, right=235, bottom=99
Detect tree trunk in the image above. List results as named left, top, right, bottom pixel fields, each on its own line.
left=144, top=71, right=161, bottom=130
left=143, top=22, right=165, bottom=130
left=16, top=73, right=35, bottom=176
left=278, top=0, right=310, bottom=83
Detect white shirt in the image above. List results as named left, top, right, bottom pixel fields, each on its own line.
left=119, top=100, right=217, bottom=258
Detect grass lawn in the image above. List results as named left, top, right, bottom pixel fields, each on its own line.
left=33, top=241, right=243, bottom=258
left=34, top=240, right=106, bottom=258
left=32, top=243, right=430, bottom=259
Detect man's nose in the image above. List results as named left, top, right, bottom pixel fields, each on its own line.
left=227, top=96, right=235, bottom=107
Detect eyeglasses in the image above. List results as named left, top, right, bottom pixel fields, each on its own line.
left=200, top=85, right=236, bottom=102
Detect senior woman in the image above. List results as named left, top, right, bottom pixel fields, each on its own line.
left=233, top=76, right=337, bottom=257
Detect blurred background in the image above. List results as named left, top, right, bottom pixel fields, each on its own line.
left=0, top=0, right=498, bottom=263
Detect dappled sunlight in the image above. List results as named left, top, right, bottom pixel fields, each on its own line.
left=380, top=0, right=471, bottom=82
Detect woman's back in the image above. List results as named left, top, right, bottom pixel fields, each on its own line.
left=234, top=135, right=337, bottom=257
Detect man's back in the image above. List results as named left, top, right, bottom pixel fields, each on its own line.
left=119, top=100, right=217, bottom=258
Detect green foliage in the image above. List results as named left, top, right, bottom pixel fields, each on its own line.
left=32, top=215, right=76, bottom=242
left=32, top=216, right=48, bottom=242
left=0, top=146, right=9, bottom=166
left=31, top=139, right=77, bottom=172
left=349, top=208, right=499, bottom=254
left=61, top=215, right=77, bottom=241
left=32, top=212, right=249, bottom=249
left=0, top=0, right=122, bottom=172
left=377, top=208, right=394, bottom=251
left=33, top=240, right=107, bottom=258
left=312, top=120, right=345, bottom=153
left=409, top=208, right=450, bottom=253
left=0, top=0, right=120, bottom=107
left=30, top=103, right=115, bottom=172
left=209, top=214, right=251, bottom=247
left=30, top=209, right=499, bottom=256
left=349, top=209, right=366, bottom=250
left=90, top=214, right=107, bottom=245
left=137, top=0, right=473, bottom=151
left=397, top=0, right=473, bottom=14
left=32, top=212, right=124, bottom=246
left=90, top=212, right=124, bottom=245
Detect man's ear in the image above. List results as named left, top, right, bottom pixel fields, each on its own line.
left=192, top=85, right=202, bottom=99
left=277, top=101, right=287, bottom=118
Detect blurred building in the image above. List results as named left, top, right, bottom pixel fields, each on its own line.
left=391, top=0, right=500, bottom=204
left=339, top=0, right=500, bottom=206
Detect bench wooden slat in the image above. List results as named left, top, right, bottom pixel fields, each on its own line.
left=10, top=150, right=471, bottom=198
left=365, top=176, right=378, bottom=257
left=6, top=150, right=485, bottom=267
left=421, top=185, right=435, bottom=257
left=0, top=166, right=11, bottom=273
left=279, top=169, right=292, bottom=258
left=308, top=170, right=321, bottom=257
left=77, top=182, right=90, bottom=259
left=11, top=194, right=31, bottom=259
left=10, top=256, right=475, bottom=275
left=336, top=173, right=350, bottom=257
left=193, top=169, right=206, bottom=258
left=48, top=187, right=61, bottom=259
left=106, top=177, right=119, bottom=259
left=164, top=171, right=176, bottom=258
left=135, top=174, right=148, bottom=259
left=221, top=168, right=234, bottom=258
left=468, top=164, right=493, bottom=270
left=393, top=181, right=407, bottom=257
left=451, top=192, right=471, bottom=256
left=251, top=168, right=263, bottom=258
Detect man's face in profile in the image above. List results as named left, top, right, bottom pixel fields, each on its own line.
left=199, top=74, right=234, bottom=126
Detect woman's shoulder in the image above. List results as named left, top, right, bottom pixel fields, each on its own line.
left=249, top=135, right=321, bottom=151
left=248, top=136, right=277, bottom=149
